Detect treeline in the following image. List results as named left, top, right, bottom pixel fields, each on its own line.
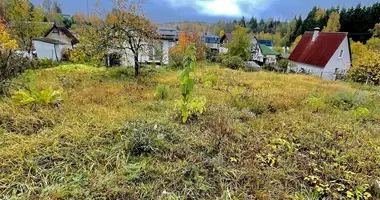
left=212, top=3, right=380, bottom=46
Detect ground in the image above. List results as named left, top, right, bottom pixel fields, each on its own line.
left=0, top=64, right=379, bottom=199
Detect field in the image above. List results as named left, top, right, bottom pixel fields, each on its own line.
left=0, top=64, right=379, bottom=199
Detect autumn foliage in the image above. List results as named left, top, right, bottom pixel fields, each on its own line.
left=348, top=39, right=380, bottom=84
left=169, top=32, right=205, bottom=64
left=0, top=20, right=18, bottom=50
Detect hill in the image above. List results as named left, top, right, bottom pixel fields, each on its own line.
left=0, top=64, right=379, bottom=199
left=159, top=21, right=216, bottom=33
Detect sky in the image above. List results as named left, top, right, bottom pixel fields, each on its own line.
left=30, top=0, right=378, bottom=23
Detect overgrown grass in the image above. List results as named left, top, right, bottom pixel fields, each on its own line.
left=0, top=64, right=379, bottom=199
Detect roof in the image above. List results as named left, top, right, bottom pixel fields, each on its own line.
left=158, top=27, right=178, bottom=41
left=45, top=24, right=79, bottom=45
left=288, top=32, right=347, bottom=68
left=200, top=33, right=219, bottom=38
left=258, top=40, right=273, bottom=47
left=220, top=33, right=233, bottom=43
left=32, top=38, right=66, bottom=45
left=260, top=44, right=279, bottom=56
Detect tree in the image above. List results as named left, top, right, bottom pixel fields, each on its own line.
left=0, top=20, right=18, bottom=50
left=248, top=17, right=258, bottom=33
left=240, top=16, right=246, bottom=27
left=322, top=11, right=340, bottom=32
left=108, top=0, right=158, bottom=76
left=219, top=30, right=225, bottom=39
left=53, top=0, right=62, bottom=13
left=5, top=0, right=49, bottom=55
left=366, top=37, right=380, bottom=52
left=227, top=26, right=252, bottom=60
left=349, top=40, right=380, bottom=84
left=372, top=23, right=380, bottom=37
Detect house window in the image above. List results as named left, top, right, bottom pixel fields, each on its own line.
left=338, top=49, right=344, bottom=58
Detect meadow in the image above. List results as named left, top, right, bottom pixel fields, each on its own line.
left=0, top=63, right=379, bottom=199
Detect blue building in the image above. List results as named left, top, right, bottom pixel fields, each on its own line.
left=200, top=33, right=220, bottom=50
left=258, top=40, right=274, bottom=48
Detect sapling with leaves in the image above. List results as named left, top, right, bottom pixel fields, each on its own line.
left=176, top=45, right=206, bottom=123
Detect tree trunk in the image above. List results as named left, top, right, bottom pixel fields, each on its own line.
left=134, top=54, right=139, bottom=76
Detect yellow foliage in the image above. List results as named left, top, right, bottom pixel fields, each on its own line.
left=0, top=21, right=18, bottom=50
left=349, top=40, right=380, bottom=83
left=315, top=8, right=326, bottom=21
left=366, top=37, right=380, bottom=52
left=322, top=12, right=341, bottom=32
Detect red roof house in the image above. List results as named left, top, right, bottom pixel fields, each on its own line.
left=289, top=28, right=351, bottom=80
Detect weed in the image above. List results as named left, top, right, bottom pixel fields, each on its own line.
left=12, top=87, right=63, bottom=108
left=155, top=84, right=170, bottom=100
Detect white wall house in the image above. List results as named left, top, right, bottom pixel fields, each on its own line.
left=121, top=27, right=178, bottom=67
left=251, top=37, right=279, bottom=64
left=32, top=38, right=65, bottom=61
left=44, top=25, right=79, bottom=50
left=33, top=25, right=79, bottom=61
left=289, top=28, right=351, bottom=80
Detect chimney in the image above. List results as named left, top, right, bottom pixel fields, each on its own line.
left=312, top=27, right=320, bottom=42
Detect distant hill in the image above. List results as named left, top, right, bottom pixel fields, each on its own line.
left=158, top=21, right=216, bottom=34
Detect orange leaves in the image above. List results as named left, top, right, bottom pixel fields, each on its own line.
left=170, top=32, right=205, bottom=61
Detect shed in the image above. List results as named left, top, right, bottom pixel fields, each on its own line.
left=32, top=38, right=66, bottom=61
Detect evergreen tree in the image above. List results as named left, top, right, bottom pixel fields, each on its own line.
left=248, top=17, right=258, bottom=32
left=240, top=16, right=246, bottom=27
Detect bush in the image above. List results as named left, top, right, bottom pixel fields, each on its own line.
left=37, top=58, right=59, bottom=69
left=155, top=84, right=170, bottom=100
left=0, top=51, right=37, bottom=95
left=168, top=51, right=184, bottom=68
left=326, top=92, right=364, bottom=110
left=222, top=56, right=246, bottom=70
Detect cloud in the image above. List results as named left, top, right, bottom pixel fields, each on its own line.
left=164, top=0, right=278, bottom=17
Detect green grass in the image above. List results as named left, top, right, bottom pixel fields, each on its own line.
left=0, top=64, right=379, bottom=199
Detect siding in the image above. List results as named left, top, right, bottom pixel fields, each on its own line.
left=33, top=41, right=63, bottom=61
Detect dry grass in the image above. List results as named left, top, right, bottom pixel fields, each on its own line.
left=0, top=64, right=379, bottom=199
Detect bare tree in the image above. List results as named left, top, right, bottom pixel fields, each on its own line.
left=108, top=0, right=158, bottom=76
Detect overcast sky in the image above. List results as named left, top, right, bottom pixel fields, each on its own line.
left=30, top=0, right=378, bottom=23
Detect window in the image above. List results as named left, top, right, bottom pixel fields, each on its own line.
left=338, top=49, right=344, bottom=58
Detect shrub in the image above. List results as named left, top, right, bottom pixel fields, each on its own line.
left=326, top=92, right=364, bottom=110
left=12, top=87, right=63, bottom=107
left=222, top=56, right=246, bottom=70
left=155, top=84, right=170, bottom=100
left=168, top=51, right=184, bottom=68
left=37, top=58, right=59, bottom=69
left=201, top=73, right=218, bottom=87
left=0, top=51, right=37, bottom=95
left=176, top=96, right=207, bottom=123
left=129, top=128, right=158, bottom=156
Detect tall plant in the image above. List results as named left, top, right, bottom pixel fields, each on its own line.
left=176, top=45, right=206, bottom=123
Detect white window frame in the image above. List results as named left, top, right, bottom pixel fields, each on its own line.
left=338, top=49, right=344, bottom=58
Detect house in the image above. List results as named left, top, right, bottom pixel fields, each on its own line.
left=258, top=39, right=274, bottom=49
left=220, top=33, right=233, bottom=44
left=32, top=38, right=66, bottom=61
left=200, top=33, right=220, bottom=51
left=251, top=37, right=279, bottom=65
left=288, top=28, right=351, bottom=80
left=121, top=27, right=179, bottom=67
left=44, top=24, right=79, bottom=49
left=33, top=24, right=79, bottom=61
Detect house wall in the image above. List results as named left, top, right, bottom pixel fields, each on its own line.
left=33, top=41, right=63, bottom=61
left=121, top=39, right=175, bottom=67
left=46, top=28, right=73, bottom=49
left=293, top=36, right=351, bottom=81
left=293, top=62, right=324, bottom=78
left=323, top=37, right=351, bottom=80
left=251, top=38, right=264, bottom=62
left=162, top=40, right=176, bottom=65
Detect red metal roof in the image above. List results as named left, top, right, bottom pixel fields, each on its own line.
left=289, top=32, right=347, bottom=68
